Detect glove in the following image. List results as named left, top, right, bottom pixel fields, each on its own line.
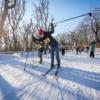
left=36, top=41, right=39, bottom=44
left=50, top=23, right=53, bottom=27
left=97, top=42, right=100, bottom=44
left=54, top=24, right=57, bottom=27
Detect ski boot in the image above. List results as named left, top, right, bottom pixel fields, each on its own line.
left=39, top=59, right=42, bottom=64
left=57, top=63, right=60, bottom=69
left=50, top=62, right=54, bottom=69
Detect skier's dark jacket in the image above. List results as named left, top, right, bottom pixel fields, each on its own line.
left=33, top=25, right=58, bottom=47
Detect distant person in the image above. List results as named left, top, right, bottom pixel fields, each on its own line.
left=89, top=39, right=100, bottom=58
left=84, top=46, right=87, bottom=52
left=61, top=41, right=65, bottom=56
left=76, top=44, right=79, bottom=55
left=66, top=46, right=68, bottom=52
left=86, top=46, right=89, bottom=52
left=78, top=46, right=81, bottom=54
left=81, top=46, right=84, bottom=51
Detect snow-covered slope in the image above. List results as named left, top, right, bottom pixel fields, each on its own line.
left=0, top=50, right=100, bottom=100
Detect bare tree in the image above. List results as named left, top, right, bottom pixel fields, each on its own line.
left=21, top=19, right=33, bottom=51
left=32, top=0, right=50, bottom=31
left=0, top=0, right=16, bottom=39
left=81, top=8, right=100, bottom=43
left=90, top=10, right=100, bottom=42
left=7, top=0, right=26, bottom=51
left=32, top=0, right=55, bottom=50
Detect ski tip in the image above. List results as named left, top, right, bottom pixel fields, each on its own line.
left=44, top=73, right=46, bottom=75
left=53, top=75, right=56, bottom=79
left=32, top=66, right=36, bottom=68
left=41, top=73, right=46, bottom=76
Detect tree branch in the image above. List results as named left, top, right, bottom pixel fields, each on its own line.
left=8, top=0, right=16, bottom=9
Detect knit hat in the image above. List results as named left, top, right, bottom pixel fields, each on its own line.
left=39, top=29, right=44, bottom=35
left=91, top=39, right=94, bottom=42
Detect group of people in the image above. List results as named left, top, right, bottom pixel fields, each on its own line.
left=32, top=23, right=100, bottom=69
left=76, top=45, right=89, bottom=55
left=32, top=23, right=60, bottom=69
left=75, top=40, right=100, bottom=58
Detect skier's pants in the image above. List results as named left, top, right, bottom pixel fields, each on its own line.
left=51, top=44, right=60, bottom=64
left=38, top=52, right=42, bottom=62
left=90, top=51, right=94, bottom=58
left=76, top=49, right=78, bottom=55
left=62, top=49, right=65, bottom=56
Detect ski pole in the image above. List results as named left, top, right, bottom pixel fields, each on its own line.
left=31, top=35, right=35, bottom=62
left=33, top=45, right=34, bottom=62
left=24, top=39, right=33, bottom=70
left=46, top=53, right=50, bottom=58
left=54, top=13, right=92, bottom=25
left=24, top=50, right=29, bottom=70
left=32, top=41, right=34, bottom=62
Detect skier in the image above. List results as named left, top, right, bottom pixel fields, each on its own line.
left=81, top=46, right=84, bottom=51
left=66, top=46, right=68, bottom=52
left=84, top=46, right=87, bottom=52
left=86, top=46, right=89, bottom=52
left=76, top=44, right=79, bottom=55
left=32, top=23, right=60, bottom=69
left=61, top=41, right=65, bottom=56
left=89, top=39, right=99, bottom=58
left=78, top=46, right=81, bottom=54
left=38, top=41, right=44, bottom=64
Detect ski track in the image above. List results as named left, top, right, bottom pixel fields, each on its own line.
left=0, top=51, right=100, bottom=100
left=57, top=52, right=100, bottom=100
left=0, top=66, right=44, bottom=100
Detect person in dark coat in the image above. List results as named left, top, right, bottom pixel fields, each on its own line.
left=76, top=44, right=79, bottom=55
left=61, top=41, right=65, bottom=56
left=32, top=23, right=60, bottom=69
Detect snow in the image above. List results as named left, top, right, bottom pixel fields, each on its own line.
left=0, top=50, right=100, bottom=100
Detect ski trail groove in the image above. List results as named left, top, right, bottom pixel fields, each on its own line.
left=56, top=78, right=64, bottom=100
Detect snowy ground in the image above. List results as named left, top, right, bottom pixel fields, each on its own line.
left=0, top=49, right=100, bottom=100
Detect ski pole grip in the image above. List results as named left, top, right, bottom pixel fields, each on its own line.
left=48, top=24, right=57, bottom=31
left=88, top=13, right=92, bottom=17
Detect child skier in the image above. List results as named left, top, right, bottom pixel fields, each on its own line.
left=32, top=23, right=60, bottom=69
left=89, top=39, right=99, bottom=58
left=38, top=41, right=44, bottom=64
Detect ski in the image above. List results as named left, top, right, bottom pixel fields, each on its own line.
left=30, top=61, right=46, bottom=65
left=32, top=65, right=37, bottom=68
left=53, top=68, right=59, bottom=79
left=96, top=53, right=100, bottom=55
left=31, top=61, right=47, bottom=68
left=41, top=64, right=57, bottom=76
left=30, top=62, right=39, bottom=65
left=30, top=62, right=40, bottom=68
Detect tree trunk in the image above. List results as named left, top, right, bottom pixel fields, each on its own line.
left=0, top=2, right=8, bottom=39
left=0, top=0, right=16, bottom=39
